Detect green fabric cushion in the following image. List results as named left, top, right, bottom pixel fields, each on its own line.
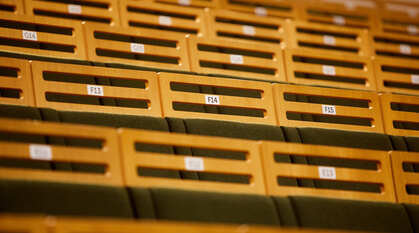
left=149, top=188, right=281, bottom=225
left=0, top=179, right=133, bottom=218
left=404, top=204, right=419, bottom=233
left=270, top=196, right=298, bottom=227
left=290, top=196, right=414, bottom=233
left=390, top=135, right=408, bottom=151
left=0, top=104, right=42, bottom=120
left=128, top=187, right=156, bottom=219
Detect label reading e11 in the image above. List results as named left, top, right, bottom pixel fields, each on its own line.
left=400, top=44, right=412, bottom=55
left=318, top=166, right=336, bottom=179
left=159, top=16, right=172, bottom=26
left=333, top=16, right=345, bottom=25
left=323, top=35, right=336, bottom=46
left=230, top=54, right=244, bottom=64
left=29, top=144, right=52, bottom=161
left=412, top=75, right=419, bottom=84
left=243, top=25, right=255, bottom=36
left=322, top=105, right=336, bottom=115
left=22, top=30, right=37, bottom=41
left=322, top=65, right=336, bottom=76
left=205, top=95, right=220, bottom=105
left=255, top=7, right=267, bottom=16
left=68, top=4, right=82, bottom=14
left=130, top=43, right=145, bottom=53
left=87, top=85, right=104, bottom=96
left=185, top=157, right=204, bottom=171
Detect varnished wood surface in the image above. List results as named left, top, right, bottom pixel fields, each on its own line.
left=390, top=151, right=419, bottom=204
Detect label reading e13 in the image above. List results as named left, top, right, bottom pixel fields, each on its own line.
left=318, top=166, right=336, bottom=179
left=205, top=95, right=220, bottom=105
left=87, top=85, right=104, bottom=96
left=185, top=157, right=204, bottom=171
left=29, top=144, right=52, bottom=161
left=322, top=105, right=336, bottom=115
left=22, top=30, right=37, bottom=41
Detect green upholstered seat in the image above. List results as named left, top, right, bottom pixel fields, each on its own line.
left=404, top=204, right=419, bottom=233
left=289, top=196, right=414, bottom=233
left=0, top=179, right=133, bottom=218
left=139, top=188, right=285, bottom=225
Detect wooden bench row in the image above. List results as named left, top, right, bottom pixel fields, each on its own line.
left=1, top=57, right=418, bottom=135
left=3, top=0, right=418, bottom=37
left=0, top=117, right=417, bottom=204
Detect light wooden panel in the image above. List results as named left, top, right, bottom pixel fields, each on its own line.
left=391, top=151, right=419, bottom=204
left=187, top=36, right=285, bottom=82
left=25, top=0, right=120, bottom=26
left=261, top=141, right=396, bottom=202
left=0, top=57, right=34, bottom=107
left=154, top=0, right=219, bottom=8
left=0, top=214, right=374, bottom=233
left=371, top=32, right=419, bottom=60
left=120, top=128, right=266, bottom=195
left=205, top=9, right=286, bottom=46
left=284, top=48, right=376, bottom=91
left=273, top=83, right=384, bottom=133
left=84, top=23, right=190, bottom=71
left=374, top=57, right=419, bottom=96
left=0, top=118, right=123, bottom=186
left=0, top=0, right=24, bottom=14
left=376, top=2, right=419, bottom=36
left=120, top=0, right=206, bottom=37
left=159, top=72, right=277, bottom=125
left=286, top=20, right=370, bottom=57
left=219, top=0, right=297, bottom=19
left=380, top=93, right=419, bottom=137
left=298, top=0, right=376, bottom=29
left=0, top=14, right=86, bottom=60
left=31, top=61, right=162, bottom=117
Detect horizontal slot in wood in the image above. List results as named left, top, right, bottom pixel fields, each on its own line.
left=391, top=151, right=419, bottom=204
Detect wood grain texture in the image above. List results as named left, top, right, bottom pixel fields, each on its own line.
left=219, top=0, right=298, bottom=19
left=0, top=0, right=24, bottom=14
left=390, top=151, right=419, bottom=204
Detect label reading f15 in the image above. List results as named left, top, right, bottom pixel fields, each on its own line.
left=322, top=105, right=336, bottom=115
left=333, top=16, right=345, bottom=25
left=159, top=16, right=172, bottom=26
left=87, top=85, right=104, bottom=96
left=255, top=7, right=267, bottom=16
left=318, top=166, right=336, bottom=179
left=400, top=44, right=412, bottom=54
left=22, top=30, right=37, bottom=41
left=185, top=157, right=204, bottom=171
left=68, top=4, right=82, bottom=14
left=29, top=144, right=52, bottom=161
left=243, top=25, right=256, bottom=36
left=205, top=95, right=220, bottom=105
left=322, top=65, right=336, bottom=76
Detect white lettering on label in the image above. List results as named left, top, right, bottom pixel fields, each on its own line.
left=322, top=65, right=336, bottom=76
left=333, top=16, right=345, bottom=25
left=407, top=25, right=418, bottom=35
left=87, top=85, right=104, bottom=96
left=29, top=144, right=52, bottom=161
left=205, top=95, right=220, bottom=105
left=178, top=0, right=190, bottom=5
left=159, top=16, right=172, bottom=26
left=400, top=44, right=412, bottom=55
left=255, top=7, right=267, bottom=16
left=323, top=35, right=336, bottom=45
left=318, top=166, right=336, bottom=179
left=230, top=54, right=244, bottom=64
left=185, top=157, right=204, bottom=171
left=130, top=43, right=145, bottom=53
left=68, top=4, right=82, bottom=14
left=411, top=75, right=419, bottom=84
left=322, top=105, right=336, bottom=115
left=22, top=30, right=37, bottom=41
left=243, top=25, right=255, bottom=36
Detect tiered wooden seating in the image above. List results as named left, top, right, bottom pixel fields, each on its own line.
left=284, top=49, right=376, bottom=91
left=273, top=83, right=384, bottom=133
left=391, top=151, right=419, bottom=204
left=31, top=61, right=162, bottom=116
left=84, top=23, right=190, bottom=71
left=205, top=9, right=286, bottom=46
left=0, top=0, right=23, bottom=14
left=120, top=128, right=266, bottom=194
left=371, top=32, right=419, bottom=60
left=219, top=0, right=297, bottom=19
left=261, top=141, right=396, bottom=202
left=25, top=0, right=120, bottom=27
left=285, top=21, right=370, bottom=57
left=380, top=93, right=419, bottom=137
left=298, top=0, right=376, bottom=29
left=120, top=0, right=206, bottom=37
left=0, top=14, right=86, bottom=60
left=0, top=118, right=123, bottom=186
left=159, top=72, right=277, bottom=125
left=0, top=57, right=34, bottom=107
left=376, top=2, right=419, bottom=36
left=374, top=57, right=418, bottom=95
left=154, top=0, right=219, bottom=8
left=187, top=36, right=285, bottom=82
